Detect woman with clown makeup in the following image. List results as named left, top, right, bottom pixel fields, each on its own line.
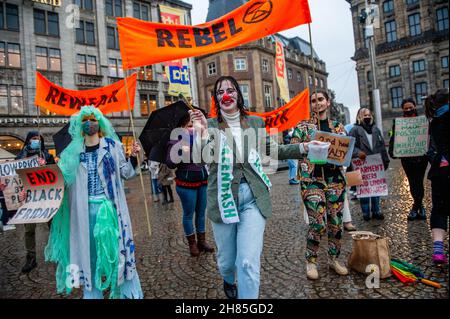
left=45, top=106, right=143, bottom=299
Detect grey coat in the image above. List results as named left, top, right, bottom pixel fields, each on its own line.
left=349, top=124, right=390, bottom=168
left=67, top=137, right=138, bottom=291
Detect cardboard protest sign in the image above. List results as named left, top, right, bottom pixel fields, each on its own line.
left=393, top=115, right=429, bottom=157
left=209, top=88, right=310, bottom=133
left=8, top=164, right=64, bottom=224
left=35, top=72, right=137, bottom=116
left=0, top=156, right=39, bottom=178
left=117, top=0, right=311, bottom=69
left=0, top=175, right=24, bottom=211
left=312, top=131, right=355, bottom=166
left=352, top=154, right=388, bottom=198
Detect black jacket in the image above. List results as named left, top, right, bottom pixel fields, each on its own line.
left=349, top=124, right=390, bottom=169
left=427, top=110, right=449, bottom=179
left=16, top=131, right=55, bottom=164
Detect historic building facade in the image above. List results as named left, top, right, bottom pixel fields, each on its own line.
left=0, top=0, right=195, bottom=156
left=347, top=0, right=449, bottom=130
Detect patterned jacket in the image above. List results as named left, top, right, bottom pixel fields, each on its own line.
left=291, top=117, right=346, bottom=183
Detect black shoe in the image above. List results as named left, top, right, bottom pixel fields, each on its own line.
left=407, top=209, right=418, bottom=221
left=363, top=214, right=371, bottom=221
left=21, top=253, right=37, bottom=273
left=417, top=207, right=427, bottom=220
left=223, top=280, right=237, bottom=299
left=373, top=213, right=385, bottom=220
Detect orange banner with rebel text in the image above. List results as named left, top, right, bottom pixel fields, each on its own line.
left=117, top=0, right=311, bottom=69
left=209, top=89, right=311, bottom=134
left=35, top=72, right=137, bottom=116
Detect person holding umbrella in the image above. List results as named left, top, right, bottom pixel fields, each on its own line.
left=45, top=106, right=143, bottom=299
left=187, top=76, right=315, bottom=299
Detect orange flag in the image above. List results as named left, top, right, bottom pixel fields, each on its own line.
left=35, top=72, right=137, bottom=116
left=209, top=89, right=310, bottom=133
left=117, top=0, right=312, bottom=69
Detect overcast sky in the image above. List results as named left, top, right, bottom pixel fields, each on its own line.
left=182, top=0, right=360, bottom=121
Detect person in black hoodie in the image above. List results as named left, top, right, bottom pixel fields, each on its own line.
left=349, top=108, right=390, bottom=221
left=16, top=131, right=55, bottom=273
left=388, top=98, right=428, bottom=221
left=424, top=89, right=449, bottom=265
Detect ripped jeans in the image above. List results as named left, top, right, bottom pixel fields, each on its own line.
left=211, top=182, right=266, bottom=299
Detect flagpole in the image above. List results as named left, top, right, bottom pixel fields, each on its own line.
left=123, top=71, right=152, bottom=238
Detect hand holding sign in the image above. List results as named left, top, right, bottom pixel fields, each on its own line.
left=312, top=131, right=355, bottom=167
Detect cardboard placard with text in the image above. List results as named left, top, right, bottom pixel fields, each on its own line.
left=8, top=164, right=64, bottom=224
left=312, top=131, right=355, bottom=167
left=352, top=154, right=388, bottom=198
left=393, top=116, right=429, bottom=157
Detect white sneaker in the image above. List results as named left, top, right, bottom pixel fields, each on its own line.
left=2, top=224, right=16, bottom=231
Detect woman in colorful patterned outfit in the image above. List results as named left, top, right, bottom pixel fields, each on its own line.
left=45, top=106, right=143, bottom=299
left=291, top=90, right=349, bottom=280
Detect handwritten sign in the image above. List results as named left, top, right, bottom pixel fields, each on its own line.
left=312, top=131, right=355, bottom=166
left=352, top=154, right=388, bottom=198
left=0, top=175, right=24, bottom=211
left=8, top=164, right=64, bottom=224
left=393, top=116, right=429, bottom=157
left=0, top=156, right=39, bottom=177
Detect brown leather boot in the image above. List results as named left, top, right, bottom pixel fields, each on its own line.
left=186, top=234, right=200, bottom=257
left=197, top=232, right=215, bottom=253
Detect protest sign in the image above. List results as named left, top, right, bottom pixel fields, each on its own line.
left=352, top=154, right=388, bottom=198
left=312, top=131, right=355, bottom=166
left=0, top=156, right=39, bottom=178
left=117, top=0, right=311, bottom=69
left=393, top=115, right=429, bottom=157
left=0, top=175, right=24, bottom=211
left=8, top=164, right=64, bottom=224
left=35, top=72, right=137, bottom=116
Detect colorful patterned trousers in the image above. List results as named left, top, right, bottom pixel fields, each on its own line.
left=301, top=173, right=346, bottom=263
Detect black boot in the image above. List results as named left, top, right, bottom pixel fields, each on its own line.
left=417, top=206, right=427, bottom=220
left=21, top=252, right=37, bottom=273
left=223, top=280, right=238, bottom=299
left=407, top=209, right=418, bottom=221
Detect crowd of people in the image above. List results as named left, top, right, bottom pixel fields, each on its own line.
left=0, top=77, right=448, bottom=299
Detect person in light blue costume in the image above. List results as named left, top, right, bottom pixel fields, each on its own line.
left=45, top=106, right=143, bottom=299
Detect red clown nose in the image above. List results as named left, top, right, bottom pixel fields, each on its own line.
left=221, top=93, right=234, bottom=103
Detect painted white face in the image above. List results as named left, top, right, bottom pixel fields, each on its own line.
left=216, top=80, right=238, bottom=114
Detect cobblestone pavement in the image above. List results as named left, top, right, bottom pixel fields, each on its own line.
left=0, top=160, right=448, bottom=299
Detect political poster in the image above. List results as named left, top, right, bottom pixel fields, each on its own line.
left=393, top=115, right=429, bottom=157
left=352, top=154, right=388, bottom=198
left=312, top=131, right=355, bottom=166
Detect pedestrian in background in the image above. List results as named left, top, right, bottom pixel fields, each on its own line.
left=284, top=128, right=300, bottom=185
left=149, top=160, right=162, bottom=202
left=389, top=98, right=428, bottom=221
left=349, top=108, right=389, bottom=221
left=158, top=163, right=175, bottom=205
left=424, top=89, right=449, bottom=265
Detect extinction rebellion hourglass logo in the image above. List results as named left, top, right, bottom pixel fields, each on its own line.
left=243, top=1, right=273, bottom=24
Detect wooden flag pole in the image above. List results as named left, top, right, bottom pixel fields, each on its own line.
left=123, top=71, right=152, bottom=238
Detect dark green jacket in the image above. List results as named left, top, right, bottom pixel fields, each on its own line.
left=204, top=116, right=306, bottom=223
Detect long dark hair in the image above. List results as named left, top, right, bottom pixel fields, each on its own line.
left=310, top=89, right=330, bottom=102
left=213, top=76, right=248, bottom=123
left=425, top=89, right=449, bottom=119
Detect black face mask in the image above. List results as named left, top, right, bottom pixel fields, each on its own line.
left=403, top=109, right=416, bottom=117
left=363, top=118, right=372, bottom=125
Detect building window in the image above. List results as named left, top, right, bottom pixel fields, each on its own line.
left=76, top=21, right=96, bottom=45
left=320, top=79, right=324, bottom=88
left=288, top=68, right=293, bottom=80
left=415, top=82, right=427, bottom=105
left=133, top=2, right=150, bottom=21
left=367, top=70, right=372, bottom=82
left=105, top=0, right=123, bottom=17
left=138, top=66, right=153, bottom=80
left=412, top=59, right=426, bottom=73
left=408, top=13, right=421, bottom=36
left=0, top=3, right=19, bottom=31
left=108, top=58, right=123, bottom=78
left=140, top=94, right=157, bottom=116
left=10, top=85, right=23, bottom=114
left=36, top=47, right=61, bottom=71
left=262, top=59, right=269, bottom=73
left=383, top=0, right=394, bottom=13
left=444, top=79, right=449, bottom=89
left=385, top=20, right=397, bottom=43
left=390, top=87, right=403, bottom=108
left=234, top=58, right=247, bottom=71
left=389, top=65, right=401, bottom=77
left=308, top=75, right=313, bottom=86
left=207, top=62, right=216, bottom=76
left=34, top=9, right=59, bottom=37
left=74, top=0, right=94, bottom=10
left=436, top=7, right=449, bottom=31
left=297, top=72, right=302, bottom=82
left=165, top=96, right=174, bottom=106
left=77, top=54, right=96, bottom=74
left=0, top=84, right=7, bottom=114
left=406, top=0, right=419, bottom=5
left=442, top=56, right=449, bottom=69
left=107, top=26, right=120, bottom=50
left=239, top=84, right=250, bottom=107
left=264, top=84, right=272, bottom=109
left=0, top=42, right=21, bottom=68
left=362, top=27, right=370, bottom=48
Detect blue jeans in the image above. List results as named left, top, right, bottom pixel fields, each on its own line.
left=287, top=159, right=298, bottom=180
left=360, top=196, right=380, bottom=217
left=211, top=182, right=266, bottom=299
left=151, top=178, right=162, bottom=195
left=176, top=185, right=207, bottom=236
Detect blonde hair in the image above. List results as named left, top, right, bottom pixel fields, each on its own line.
left=356, top=108, right=374, bottom=125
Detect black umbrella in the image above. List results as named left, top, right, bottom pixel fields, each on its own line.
left=52, top=123, right=71, bottom=156
left=139, top=100, right=191, bottom=161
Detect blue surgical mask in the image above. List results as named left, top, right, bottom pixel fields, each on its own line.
left=30, top=139, right=41, bottom=150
